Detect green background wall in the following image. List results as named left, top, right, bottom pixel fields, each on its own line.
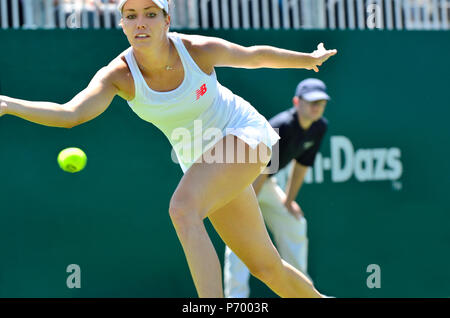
left=0, top=29, right=449, bottom=297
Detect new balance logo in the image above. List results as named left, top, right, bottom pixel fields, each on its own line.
left=196, top=84, right=207, bottom=100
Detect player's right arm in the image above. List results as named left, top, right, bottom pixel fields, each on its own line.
left=0, top=64, right=120, bottom=128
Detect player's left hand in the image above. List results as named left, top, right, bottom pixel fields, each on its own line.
left=307, top=43, right=338, bottom=72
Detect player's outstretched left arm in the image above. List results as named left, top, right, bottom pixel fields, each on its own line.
left=200, top=36, right=337, bottom=72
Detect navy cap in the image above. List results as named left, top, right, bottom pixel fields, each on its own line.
left=295, top=78, right=330, bottom=102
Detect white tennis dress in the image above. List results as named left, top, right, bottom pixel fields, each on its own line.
left=122, top=32, right=280, bottom=173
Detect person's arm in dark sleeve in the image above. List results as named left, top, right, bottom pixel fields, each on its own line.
left=295, top=124, right=328, bottom=167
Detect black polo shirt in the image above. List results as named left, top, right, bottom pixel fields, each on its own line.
left=268, top=107, right=328, bottom=175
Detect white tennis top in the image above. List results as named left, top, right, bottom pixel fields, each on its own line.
left=122, top=32, right=280, bottom=173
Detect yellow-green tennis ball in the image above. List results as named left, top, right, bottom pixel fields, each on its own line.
left=57, top=147, right=87, bottom=173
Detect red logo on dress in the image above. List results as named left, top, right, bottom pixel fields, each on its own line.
left=196, top=84, right=207, bottom=100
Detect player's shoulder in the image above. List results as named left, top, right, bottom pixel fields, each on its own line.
left=173, top=33, right=211, bottom=62
left=99, top=52, right=135, bottom=100
left=106, top=53, right=133, bottom=80
left=172, top=32, right=217, bottom=74
left=175, top=32, right=225, bottom=48
left=90, top=53, right=131, bottom=83
left=175, top=32, right=232, bottom=58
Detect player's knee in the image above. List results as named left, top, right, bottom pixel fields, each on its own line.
left=248, top=257, right=283, bottom=285
left=168, top=195, right=202, bottom=228
left=169, top=198, right=189, bottom=224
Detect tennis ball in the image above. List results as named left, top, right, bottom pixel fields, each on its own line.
left=57, top=147, right=87, bottom=173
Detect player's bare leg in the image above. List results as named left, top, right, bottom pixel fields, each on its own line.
left=209, top=185, right=321, bottom=297
left=169, top=135, right=322, bottom=297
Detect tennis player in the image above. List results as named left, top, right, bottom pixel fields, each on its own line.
left=224, top=78, right=330, bottom=297
left=0, top=0, right=337, bottom=298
